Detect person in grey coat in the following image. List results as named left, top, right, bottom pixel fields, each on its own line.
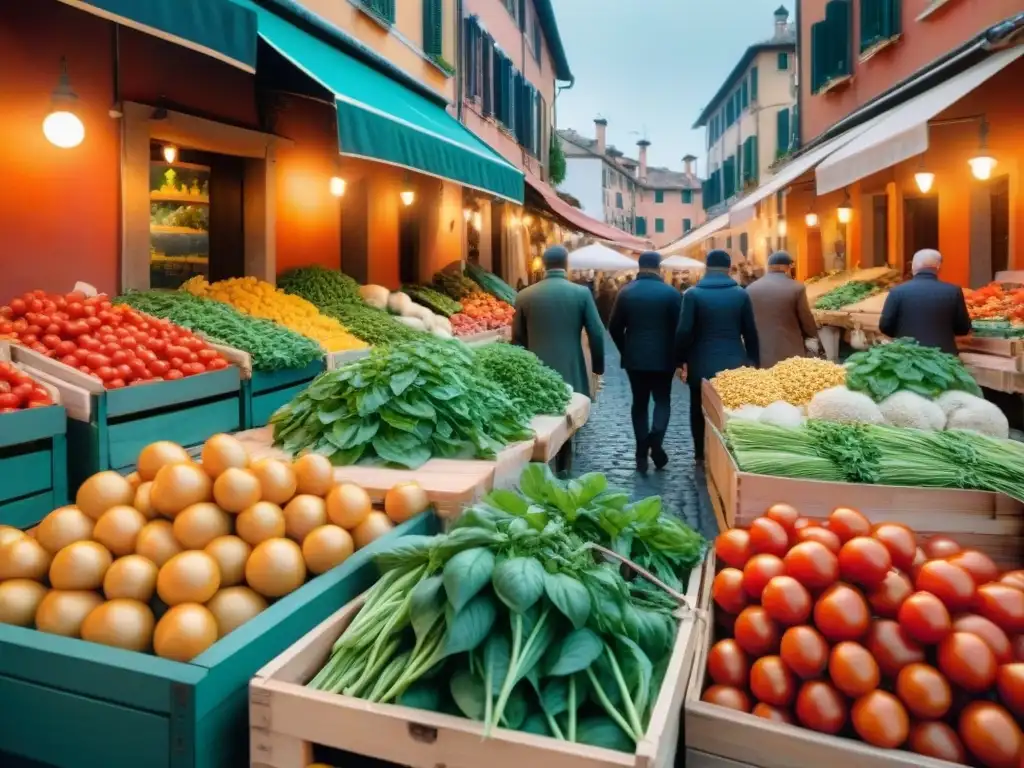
left=879, top=249, right=971, bottom=355
left=676, top=249, right=760, bottom=461
left=746, top=252, right=821, bottom=368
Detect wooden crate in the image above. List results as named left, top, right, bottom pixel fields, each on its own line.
left=957, top=335, right=1024, bottom=359
left=249, top=557, right=710, bottom=768
left=702, top=405, right=1024, bottom=568
left=9, top=344, right=242, bottom=490
left=241, top=360, right=326, bottom=429
left=0, top=512, right=438, bottom=768
left=684, top=555, right=965, bottom=768
left=529, top=392, right=591, bottom=463
left=459, top=329, right=508, bottom=347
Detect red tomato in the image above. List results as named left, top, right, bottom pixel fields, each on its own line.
left=110, top=350, right=129, bottom=365
left=73, top=348, right=90, bottom=363
left=9, top=298, right=27, bottom=316
left=851, top=691, right=909, bottom=750
left=734, top=606, right=781, bottom=656
left=750, top=655, right=795, bottom=707
left=924, top=535, right=962, bottom=559
left=1014, top=635, right=1024, bottom=661
left=207, top=358, right=229, bottom=370
left=996, top=663, right=1024, bottom=717
left=742, top=554, right=786, bottom=599
left=66, top=301, right=84, bottom=318
left=896, top=663, right=951, bottom=719
left=0, top=393, right=19, bottom=409
left=1001, top=571, right=1024, bottom=591
left=41, top=334, right=61, bottom=350
left=868, top=570, right=913, bottom=618
left=78, top=335, right=101, bottom=351
left=916, top=560, right=976, bottom=612
left=908, top=721, right=967, bottom=763
left=149, top=360, right=170, bottom=377
left=115, top=364, right=133, bottom=381
left=871, top=523, right=917, bottom=572
left=814, top=584, right=870, bottom=642
left=714, top=529, right=752, bottom=569
left=93, top=366, right=116, bottom=382
left=165, top=369, right=184, bottom=380
left=55, top=340, right=76, bottom=357
left=748, top=517, right=790, bottom=557
left=84, top=353, right=110, bottom=370
left=958, top=702, right=1022, bottom=768
left=763, top=503, right=799, bottom=533
left=780, top=625, right=829, bottom=679
left=752, top=703, right=793, bottom=724
left=59, top=355, right=78, bottom=368
left=701, top=685, right=751, bottom=712
left=839, top=537, right=892, bottom=588
left=706, top=639, right=749, bottom=688
left=28, top=386, right=49, bottom=402
left=898, top=592, right=952, bottom=644
left=712, top=568, right=749, bottom=614
left=64, top=320, right=89, bottom=337
left=784, top=541, right=839, bottom=590
left=169, top=357, right=184, bottom=370
left=952, top=614, right=1013, bottom=663
left=198, top=349, right=218, bottom=362
left=946, top=550, right=1000, bottom=587
left=762, top=576, right=812, bottom=626
left=938, top=632, right=997, bottom=692
left=106, top=378, right=126, bottom=390
left=794, top=525, right=841, bottom=554
left=20, top=334, right=38, bottom=346
left=795, top=681, right=847, bottom=734
left=976, top=584, right=1024, bottom=634
left=828, top=641, right=879, bottom=698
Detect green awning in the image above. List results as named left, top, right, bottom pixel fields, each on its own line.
left=239, top=2, right=524, bottom=203
left=56, top=0, right=257, bottom=71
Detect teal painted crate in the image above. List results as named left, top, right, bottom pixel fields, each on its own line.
left=241, top=360, right=325, bottom=429
left=0, top=511, right=438, bottom=768
left=0, top=404, right=68, bottom=529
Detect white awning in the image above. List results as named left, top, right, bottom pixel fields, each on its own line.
left=658, top=213, right=730, bottom=255
left=661, top=255, right=706, bottom=271
left=567, top=243, right=638, bottom=271
left=816, top=46, right=1024, bottom=195
left=728, top=114, right=887, bottom=226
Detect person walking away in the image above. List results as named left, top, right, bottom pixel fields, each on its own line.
left=879, top=249, right=971, bottom=355
left=746, top=251, right=820, bottom=367
left=513, top=245, right=606, bottom=473
left=609, top=251, right=681, bottom=473
left=596, top=278, right=617, bottom=327
left=676, top=249, right=760, bottom=462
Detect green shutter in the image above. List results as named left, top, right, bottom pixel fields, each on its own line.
left=364, top=0, right=395, bottom=23
left=683, top=218, right=692, bottom=232
left=741, top=81, right=749, bottom=109
left=655, top=190, right=664, bottom=203
left=826, top=0, right=852, bottom=80
left=751, top=135, right=759, bottom=182
left=423, top=0, right=442, bottom=56
left=636, top=216, right=647, bottom=236
left=860, top=0, right=901, bottom=52
left=776, top=108, right=791, bottom=156
left=682, top=190, right=692, bottom=204
left=655, top=218, right=665, bottom=233
left=810, top=20, right=829, bottom=93
left=750, top=66, right=759, bottom=101
left=778, top=52, right=789, bottom=70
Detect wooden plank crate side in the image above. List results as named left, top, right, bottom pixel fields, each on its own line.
left=249, top=559, right=709, bottom=768
left=683, top=555, right=961, bottom=768
left=0, top=513, right=436, bottom=768
left=0, top=404, right=66, bottom=449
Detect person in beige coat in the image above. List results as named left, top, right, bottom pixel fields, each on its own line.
left=745, top=251, right=820, bottom=368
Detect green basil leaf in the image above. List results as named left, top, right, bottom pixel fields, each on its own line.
left=398, top=682, right=442, bottom=712
left=492, top=557, right=546, bottom=614
left=483, top=633, right=511, bottom=697
left=389, top=368, right=418, bottom=396
left=356, top=385, right=390, bottom=416
left=545, top=629, right=604, bottom=676
left=500, top=685, right=528, bottom=729
left=544, top=572, right=591, bottom=631
left=519, top=463, right=553, bottom=502
left=576, top=716, right=634, bottom=751
left=615, top=634, right=653, bottom=712
left=485, top=489, right=531, bottom=516
left=409, top=575, right=446, bottom=643
left=540, top=677, right=569, bottom=716
left=443, top=592, right=497, bottom=657
left=521, top=713, right=550, bottom=736
left=450, top=668, right=486, bottom=721
left=443, top=547, right=496, bottom=612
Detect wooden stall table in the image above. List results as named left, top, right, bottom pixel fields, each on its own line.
left=529, top=391, right=591, bottom=463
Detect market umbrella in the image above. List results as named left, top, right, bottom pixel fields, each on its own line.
left=661, top=255, right=706, bottom=271
left=567, top=243, right=638, bottom=272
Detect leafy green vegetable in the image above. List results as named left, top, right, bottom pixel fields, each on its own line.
left=271, top=340, right=533, bottom=468
left=473, top=343, right=571, bottom=418
left=433, top=269, right=481, bottom=300
left=327, top=302, right=420, bottom=346
left=845, top=338, right=982, bottom=401
left=465, top=262, right=517, bottom=304
left=114, top=290, right=322, bottom=371
left=813, top=280, right=879, bottom=310
left=402, top=284, right=462, bottom=317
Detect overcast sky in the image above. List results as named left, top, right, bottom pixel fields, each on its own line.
left=552, top=0, right=793, bottom=175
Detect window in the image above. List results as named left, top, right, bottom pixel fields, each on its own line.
left=615, top=192, right=623, bottom=209
left=860, top=0, right=901, bottom=52
left=723, top=155, right=736, bottom=199
left=726, top=236, right=733, bottom=249
left=481, top=35, right=493, bottom=116
left=359, top=0, right=395, bottom=23
left=422, top=0, right=442, bottom=57
left=683, top=218, right=692, bottom=232
left=740, top=81, right=749, bottom=110
left=743, top=135, right=759, bottom=184
left=739, top=232, right=749, bottom=256
left=531, top=18, right=542, bottom=61
left=463, top=17, right=480, bottom=98
left=602, top=167, right=608, bottom=188
left=635, top=216, right=647, bottom=236
left=503, top=0, right=518, bottom=24
left=655, top=218, right=665, bottom=233
left=778, top=52, right=789, bottom=70
left=776, top=108, right=791, bottom=156
left=682, top=190, right=692, bottom=204
left=811, top=0, right=853, bottom=94
left=654, top=190, right=664, bottom=204
left=750, top=66, right=759, bottom=101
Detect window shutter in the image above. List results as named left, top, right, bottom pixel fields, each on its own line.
left=636, top=217, right=646, bottom=236
left=482, top=37, right=493, bottom=116
left=518, top=0, right=526, bottom=31
left=684, top=218, right=692, bottom=232
left=370, top=0, right=395, bottom=23
left=750, top=66, right=759, bottom=101
left=810, top=20, right=829, bottom=93
left=538, top=95, right=547, bottom=163
left=655, top=218, right=664, bottom=234
left=423, top=0, right=442, bottom=56
left=778, top=52, right=789, bottom=70
left=532, top=19, right=542, bottom=60
left=741, top=81, right=749, bottom=109
left=776, top=108, right=791, bottom=155
left=751, top=134, right=759, bottom=181
left=860, top=0, right=901, bottom=51
left=826, top=0, right=852, bottom=80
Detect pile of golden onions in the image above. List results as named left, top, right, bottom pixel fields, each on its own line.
left=0, top=433, right=431, bottom=663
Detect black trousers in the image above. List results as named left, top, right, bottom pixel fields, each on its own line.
left=689, top=380, right=705, bottom=460
left=626, top=370, right=674, bottom=455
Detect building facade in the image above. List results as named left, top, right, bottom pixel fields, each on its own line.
left=558, top=119, right=704, bottom=248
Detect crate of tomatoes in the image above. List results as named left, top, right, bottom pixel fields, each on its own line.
left=1, top=289, right=242, bottom=491
left=0, top=343, right=67, bottom=528
left=684, top=503, right=1024, bottom=768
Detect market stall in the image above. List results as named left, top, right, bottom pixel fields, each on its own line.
left=808, top=268, right=900, bottom=360
left=957, top=281, right=1024, bottom=395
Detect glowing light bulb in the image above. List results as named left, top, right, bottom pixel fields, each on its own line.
left=463, top=208, right=473, bottom=221
left=400, top=189, right=415, bottom=206
left=777, top=220, right=788, bottom=237
left=804, top=212, right=818, bottom=227
left=968, top=156, right=997, bottom=181
left=43, top=110, right=84, bottom=148
left=837, top=205, right=852, bottom=224
left=914, top=172, right=934, bottom=193
left=472, top=212, right=483, bottom=231
left=162, top=144, right=178, bottom=164
left=329, top=176, right=346, bottom=197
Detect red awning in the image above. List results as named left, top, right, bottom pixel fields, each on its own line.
left=525, top=175, right=650, bottom=251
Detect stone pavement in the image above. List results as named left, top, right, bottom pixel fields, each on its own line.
left=569, top=336, right=719, bottom=541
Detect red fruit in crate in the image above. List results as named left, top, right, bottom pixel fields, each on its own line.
left=868, top=570, right=913, bottom=618
left=712, top=568, right=748, bottom=614
left=750, top=656, right=796, bottom=707
left=713, top=529, right=751, bottom=569
left=952, top=614, right=1013, bottom=663
left=748, top=517, right=789, bottom=557
left=761, top=576, right=811, bottom=626
left=946, top=549, right=1000, bottom=586
left=938, top=632, right=997, bottom=692
left=827, top=507, right=871, bottom=543
left=851, top=691, right=909, bottom=750
left=701, top=685, right=751, bottom=712
left=1000, top=570, right=1024, bottom=591
left=996, top=663, right=1024, bottom=717
left=896, top=663, right=952, bottom=719
left=752, top=702, right=793, bottom=724
left=794, top=525, right=841, bottom=554
left=958, top=702, right=1022, bottom=768
left=793, top=518, right=812, bottom=532
left=838, top=537, right=892, bottom=589
left=866, top=619, right=926, bottom=678
left=898, top=592, right=951, bottom=644
left=871, top=523, right=917, bottom=572
left=734, top=606, right=780, bottom=656
left=763, top=503, right=799, bottom=534
left=924, top=535, right=962, bottom=559
left=828, top=641, right=879, bottom=698
left=908, top=721, right=967, bottom=764
left=795, top=681, right=847, bottom=735
left=742, top=554, right=785, bottom=600
left=784, top=541, right=839, bottom=590
left=976, top=583, right=1024, bottom=634
left=916, top=560, right=976, bottom=612
left=706, top=639, right=749, bottom=688
left=814, top=584, right=870, bottom=642
left=780, top=625, right=829, bottom=680
left=1015, top=634, right=1024, bottom=661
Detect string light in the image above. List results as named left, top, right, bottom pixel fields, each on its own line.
left=43, top=57, right=84, bottom=148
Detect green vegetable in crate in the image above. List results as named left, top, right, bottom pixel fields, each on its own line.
left=329, top=302, right=421, bottom=346
left=401, top=285, right=462, bottom=317
left=433, top=270, right=480, bottom=301
left=271, top=340, right=532, bottom=468
left=844, top=338, right=981, bottom=401
left=115, top=290, right=322, bottom=371
left=813, top=280, right=878, bottom=310
left=277, top=265, right=362, bottom=308
left=465, top=262, right=517, bottom=304
left=308, top=467, right=701, bottom=750
left=473, top=343, right=570, bottom=418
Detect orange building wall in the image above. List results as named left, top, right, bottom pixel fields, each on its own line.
left=799, top=0, right=1021, bottom=142
left=0, top=1, right=120, bottom=299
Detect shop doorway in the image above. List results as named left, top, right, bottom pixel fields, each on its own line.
left=903, top=196, right=939, bottom=266
left=398, top=208, right=420, bottom=285
left=990, top=176, right=1009, bottom=277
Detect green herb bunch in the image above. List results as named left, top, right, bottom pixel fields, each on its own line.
left=466, top=262, right=517, bottom=304
left=813, top=280, right=878, bottom=310
left=474, top=343, right=571, bottom=418
left=271, top=340, right=533, bottom=468
left=401, top=284, right=463, bottom=317
left=328, top=302, right=420, bottom=346
left=277, top=265, right=362, bottom=307
left=114, top=290, right=322, bottom=371
left=845, top=338, right=982, bottom=401
left=433, top=270, right=481, bottom=300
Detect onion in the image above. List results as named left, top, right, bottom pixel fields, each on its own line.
left=172, top=503, right=232, bottom=550
left=151, top=463, right=212, bottom=518
left=76, top=471, right=135, bottom=520
left=133, top=482, right=157, bottom=519
left=34, top=590, right=104, bottom=637
left=153, top=603, right=219, bottom=661
left=245, top=538, right=306, bottom=598
left=236, top=502, right=286, bottom=546
left=250, top=459, right=297, bottom=506
left=93, top=505, right=148, bottom=557
left=50, top=541, right=112, bottom=590
left=36, top=506, right=95, bottom=554
left=137, top=441, right=191, bottom=481
left=351, top=511, right=394, bottom=550
left=124, top=471, right=142, bottom=491
left=384, top=482, right=429, bottom=524
left=200, top=433, right=250, bottom=478
left=326, top=483, right=371, bottom=530
left=213, top=468, right=262, bottom=513
left=283, top=495, right=328, bottom=543
left=204, top=535, right=251, bottom=587
left=0, top=580, right=48, bottom=627
left=206, top=587, right=267, bottom=637
left=81, top=599, right=155, bottom=652
left=0, top=537, right=52, bottom=581
left=135, top=520, right=183, bottom=567
left=293, top=453, right=334, bottom=496
left=103, top=554, right=159, bottom=602
left=156, top=551, right=221, bottom=606
left=302, top=525, right=354, bottom=575
left=0, top=526, right=26, bottom=549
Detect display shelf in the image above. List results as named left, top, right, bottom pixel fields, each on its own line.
left=150, top=192, right=210, bottom=204
left=150, top=225, right=208, bottom=236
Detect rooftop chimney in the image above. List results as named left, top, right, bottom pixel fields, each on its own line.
left=683, top=154, right=697, bottom=177
left=774, top=5, right=790, bottom=38
left=594, top=118, right=608, bottom=155
left=637, top=139, right=650, bottom=182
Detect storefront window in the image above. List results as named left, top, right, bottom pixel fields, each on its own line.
left=149, top=160, right=210, bottom=288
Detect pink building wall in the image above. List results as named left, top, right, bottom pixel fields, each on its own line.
left=636, top=187, right=704, bottom=248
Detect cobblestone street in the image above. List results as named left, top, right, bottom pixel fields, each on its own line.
left=570, top=336, right=719, bottom=540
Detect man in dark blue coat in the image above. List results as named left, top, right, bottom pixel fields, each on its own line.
left=879, top=249, right=971, bottom=355
left=676, top=249, right=760, bottom=461
left=609, top=251, right=682, bottom=472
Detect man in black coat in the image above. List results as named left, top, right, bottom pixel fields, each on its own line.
left=609, top=251, right=681, bottom=473
left=676, top=249, right=760, bottom=462
left=879, top=249, right=971, bottom=355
